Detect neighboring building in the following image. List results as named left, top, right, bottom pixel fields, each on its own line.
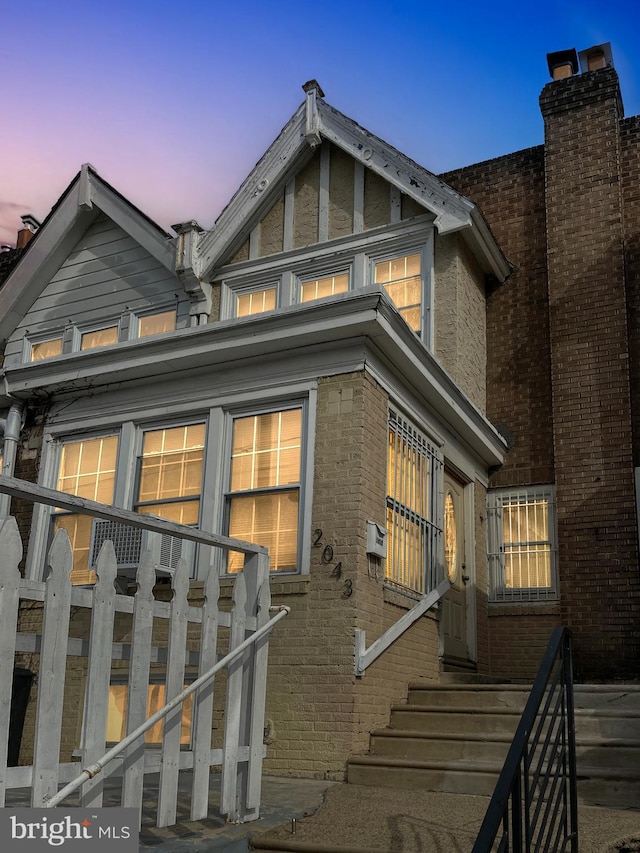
left=0, top=44, right=638, bottom=780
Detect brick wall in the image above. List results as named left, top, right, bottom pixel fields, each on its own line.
left=541, top=68, right=640, bottom=680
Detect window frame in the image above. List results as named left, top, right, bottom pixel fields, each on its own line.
left=369, top=242, right=432, bottom=346
left=133, top=307, right=178, bottom=339
left=76, top=321, right=121, bottom=352
left=385, top=407, right=443, bottom=596
left=487, top=486, right=559, bottom=603
left=25, top=334, right=64, bottom=363
left=222, top=400, right=309, bottom=576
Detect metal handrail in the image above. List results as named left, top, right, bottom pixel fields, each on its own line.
left=44, top=604, right=290, bottom=808
left=472, top=627, right=578, bottom=852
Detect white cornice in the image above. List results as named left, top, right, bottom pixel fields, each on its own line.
left=1, top=290, right=506, bottom=467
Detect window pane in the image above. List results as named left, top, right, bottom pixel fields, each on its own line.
left=55, top=435, right=119, bottom=584
left=31, top=338, right=63, bottom=361
left=138, top=310, right=176, bottom=337
left=301, top=273, right=349, bottom=303
left=228, top=490, right=299, bottom=573
left=81, top=326, right=119, bottom=350
left=236, top=287, right=277, bottom=317
left=375, top=253, right=422, bottom=333
left=230, top=409, right=302, bottom=492
left=107, top=684, right=193, bottom=744
left=54, top=514, right=95, bottom=585
left=138, top=425, right=205, bottom=504
left=138, top=501, right=200, bottom=525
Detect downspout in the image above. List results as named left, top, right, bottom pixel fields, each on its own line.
left=0, top=401, right=24, bottom=517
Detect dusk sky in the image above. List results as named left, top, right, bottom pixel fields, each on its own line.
left=2, top=0, right=639, bottom=247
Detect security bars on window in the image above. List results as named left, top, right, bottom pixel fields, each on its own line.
left=487, top=487, right=558, bottom=602
left=386, top=410, right=443, bottom=595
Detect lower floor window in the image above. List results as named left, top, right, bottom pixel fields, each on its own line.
left=487, top=486, right=558, bottom=602
left=226, top=407, right=303, bottom=573
left=106, top=679, right=194, bottom=745
left=385, top=409, right=442, bottom=594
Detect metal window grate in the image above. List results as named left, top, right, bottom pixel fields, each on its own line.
left=487, top=487, right=558, bottom=602
left=385, top=410, right=443, bottom=595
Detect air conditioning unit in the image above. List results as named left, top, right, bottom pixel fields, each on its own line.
left=89, top=519, right=196, bottom=578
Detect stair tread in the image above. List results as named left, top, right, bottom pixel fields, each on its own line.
left=393, top=703, right=640, bottom=718
left=349, top=754, right=502, bottom=773
left=371, top=728, right=640, bottom=749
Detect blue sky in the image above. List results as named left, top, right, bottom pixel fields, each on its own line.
left=1, top=0, right=639, bottom=245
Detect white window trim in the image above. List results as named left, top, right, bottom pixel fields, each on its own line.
left=369, top=231, right=434, bottom=347
left=129, top=306, right=178, bottom=340
left=23, top=333, right=65, bottom=363
left=26, top=388, right=317, bottom=582
left=216, top=219, right=434, bottom=330
left=487, top=485, right=559, bottom=603
left=220, top=397, right=312, bottom=576
left=74, top=320, right=122, bottom=352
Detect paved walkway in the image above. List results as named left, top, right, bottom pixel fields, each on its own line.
left=7, top=774, right=640, bottom=851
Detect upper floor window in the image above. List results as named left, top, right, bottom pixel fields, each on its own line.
left=226, top=407, right=303, bottom=573
left=80, top=325, right=119, bottom=351
left=300, top=272, right=349, bottom=303
left=235, top=286, right=277, bottom=318
left=374, top=252, right=423, bottom=334
left=487, top=487, right=558, bottom=602
left=385, top=409, right=442, bottom=595
left=138, top=309, right=176, bottom=338
left=30, top=337, right=63, bottom=361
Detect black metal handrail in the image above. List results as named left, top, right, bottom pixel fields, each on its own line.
left=473, top=627, right=578, bottom=852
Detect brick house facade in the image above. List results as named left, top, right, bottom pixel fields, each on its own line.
left=1, top=45, right=639, bottom=780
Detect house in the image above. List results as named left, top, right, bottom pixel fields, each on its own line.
left=0, top=43, right=638, bottom=783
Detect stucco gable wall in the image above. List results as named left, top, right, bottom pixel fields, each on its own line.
left=5, top=214, right=187, bottom=366
left=220, top=142, right=426, bottom=266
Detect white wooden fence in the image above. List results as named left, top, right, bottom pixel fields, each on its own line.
left=0, top=477, right=280, bottom=829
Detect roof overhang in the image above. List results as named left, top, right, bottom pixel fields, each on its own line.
left=1, top=289, right=507, bottom=467
left=195, top=89, right=512, bottom=284
left=0, top=165, right=176, bottom=347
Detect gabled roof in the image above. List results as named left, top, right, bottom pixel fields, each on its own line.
left=195, top=82, right=512, bottom=282
left=0, top=165, right=176, bottom=346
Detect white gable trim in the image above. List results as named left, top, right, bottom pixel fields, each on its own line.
left=195, top=92, right=511, bottom=283
left=0, top=166, right=177, bottom=346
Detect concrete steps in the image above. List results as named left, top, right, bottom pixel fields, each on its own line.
left=347, top=682, right=640, bottom=808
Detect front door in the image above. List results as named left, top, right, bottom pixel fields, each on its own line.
left=441, top=475, right=468, bottom=662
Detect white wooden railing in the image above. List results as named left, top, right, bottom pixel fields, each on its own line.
left=354, top=579, right=450, bottom=676
left=0, top=476, right=284, bottom=828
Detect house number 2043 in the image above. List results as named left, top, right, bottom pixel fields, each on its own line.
left=313, top=528, right=352, bottom=596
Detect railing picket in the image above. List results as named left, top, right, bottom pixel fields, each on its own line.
left=80, top=540, right=118, bottom=808
left=221, top=569, right=248, bottom=819
left=0, top=517, right=23, bottom=807
left=32, top=530, right=73, bottom=806
left=190, top=560, right=220, bottom=821
left=246, top=552, right=271, bottom=813
left=122, top=549, right=155, bottom=821
left=157, top=557, right=190, bottom=828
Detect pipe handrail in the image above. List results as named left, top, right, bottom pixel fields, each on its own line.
left=44, top=604, right=290, bottom=808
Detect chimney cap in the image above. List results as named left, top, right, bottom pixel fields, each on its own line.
left=547, top=48, right=579, bottom=80
left=20, top=214, right=40, bottom=233
left=578, top=42, right=613, bottom=74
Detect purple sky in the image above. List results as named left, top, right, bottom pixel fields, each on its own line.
left=2, top=0, right=639, bottom=246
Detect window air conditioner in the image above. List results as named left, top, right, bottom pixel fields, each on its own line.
left=89, top=519, right=196, bottom=578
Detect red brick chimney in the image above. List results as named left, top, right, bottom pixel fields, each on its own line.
left=16, top=214, right=40, bottom=249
